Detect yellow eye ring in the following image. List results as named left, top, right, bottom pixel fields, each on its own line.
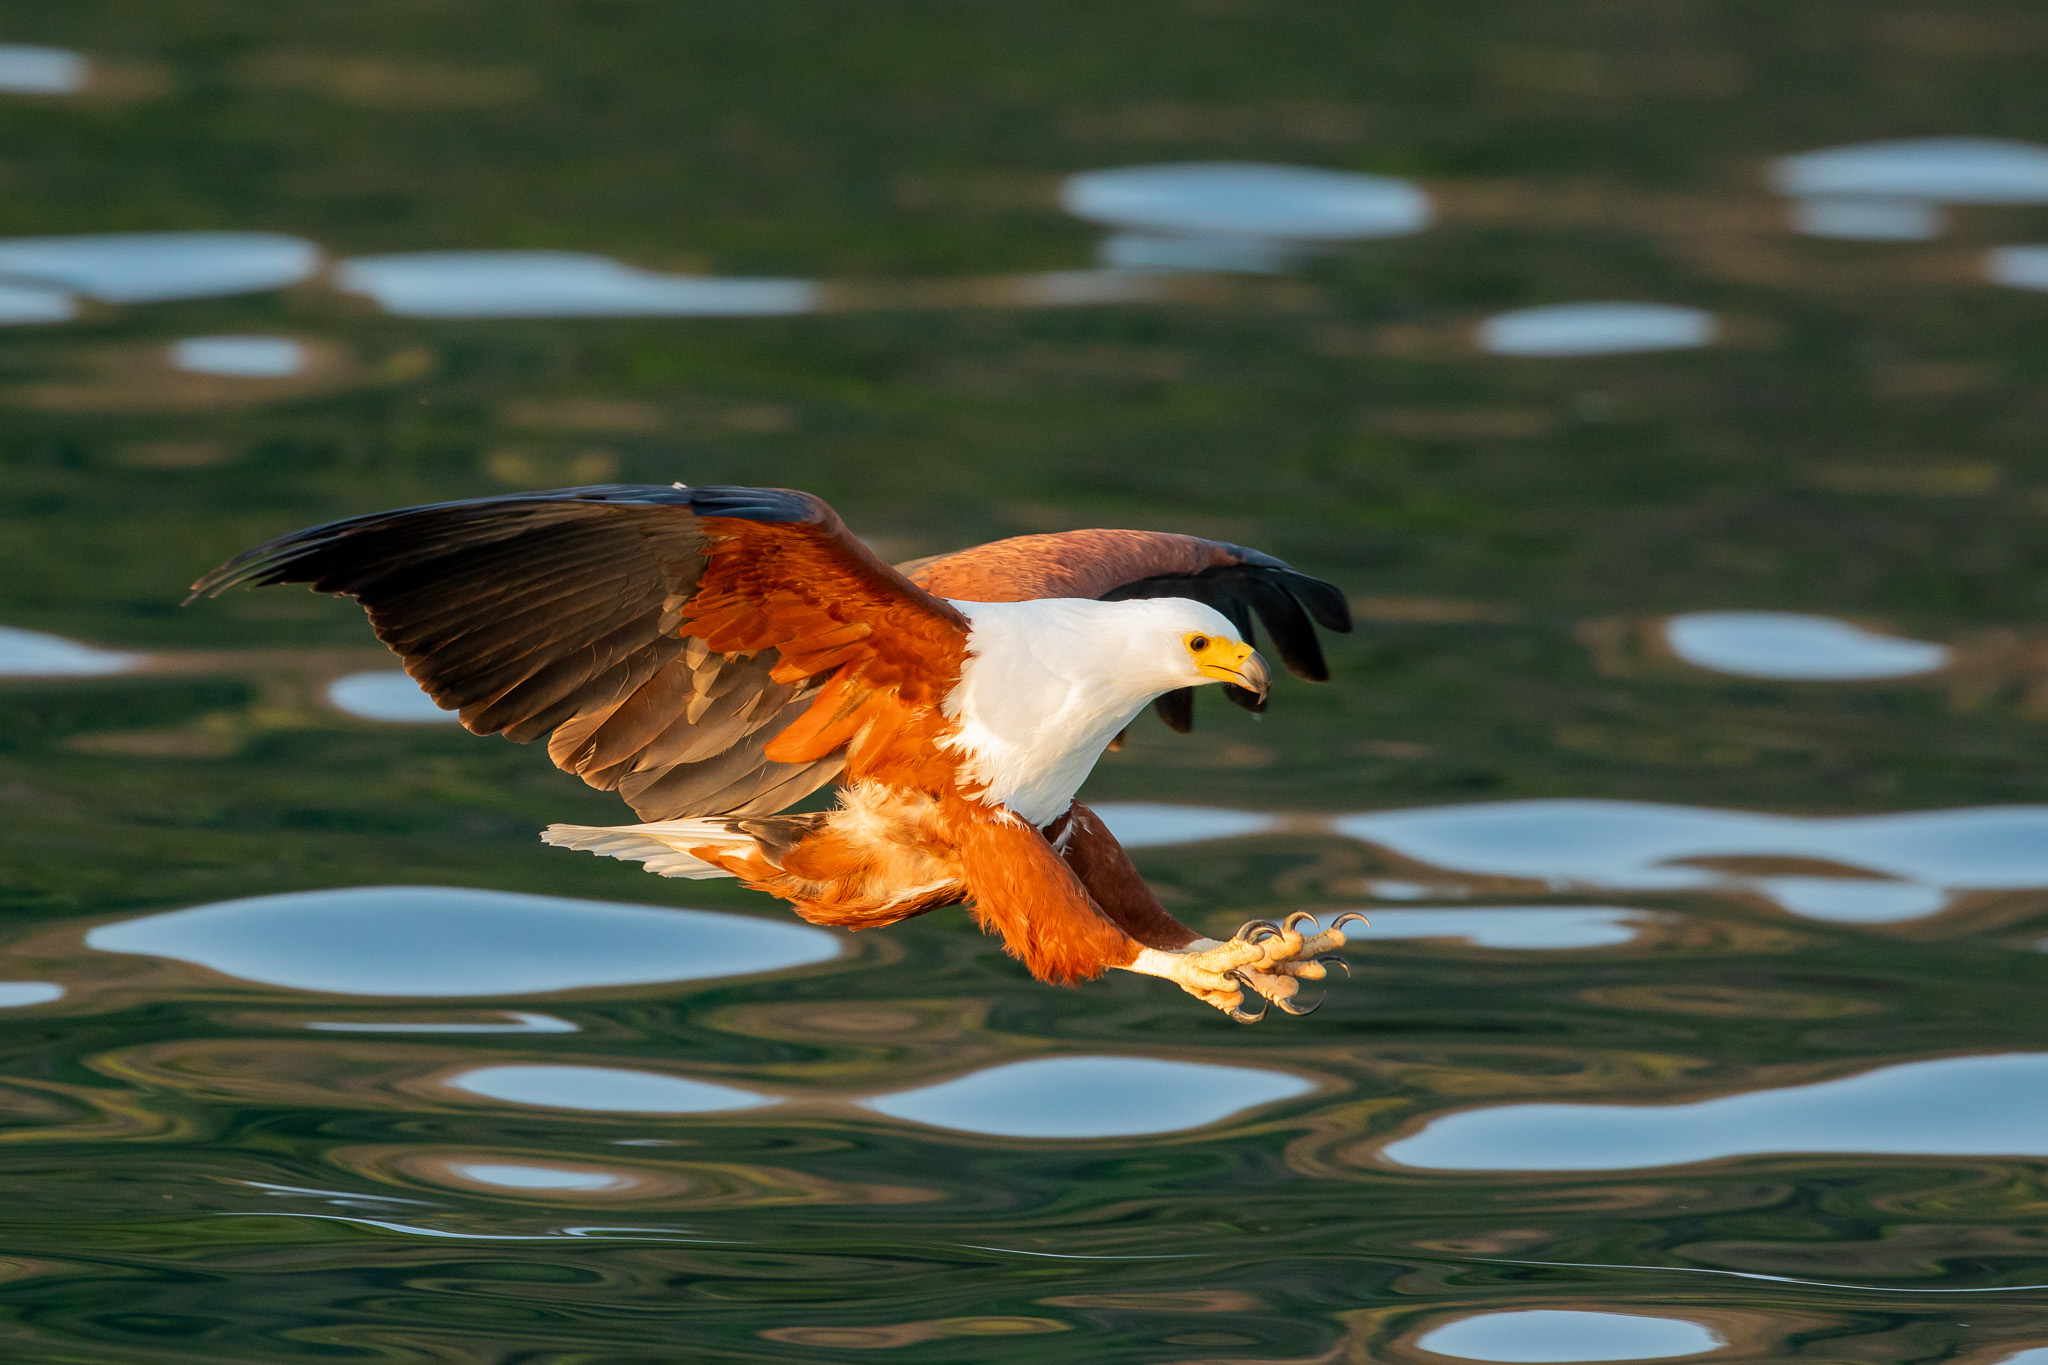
left=1188, top=634, right=1210, bottom=652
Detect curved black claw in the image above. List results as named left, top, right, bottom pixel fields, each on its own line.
left=1283, top=911, right=1322, bottom=933
left=1314, top=954, right=1351, bottom=978
left=1225, top=970, right=1270, bottom=1023
left=1331, top=912, right=1372, bottom=932
left=1235, top=918, right=1282, bottom=944
left=1273, top=989, right=1324, bottom=1017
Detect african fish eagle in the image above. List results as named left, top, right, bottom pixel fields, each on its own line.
left=192, top=484, right=1361, bottom=1019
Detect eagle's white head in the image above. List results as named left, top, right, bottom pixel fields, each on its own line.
left=941, top=596, right=1273, bottom=824
left=1078, top=596, right=1271, bottom=698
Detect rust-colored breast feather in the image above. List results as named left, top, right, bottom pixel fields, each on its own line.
left=906, top=529, right=1239, bottom=602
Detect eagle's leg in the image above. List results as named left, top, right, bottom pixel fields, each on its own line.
left=1050, top=803, right=1203, bottom=950
left=955, top=809, right=1147, bottom=987
left=1049, top=804, right=1257, bottom=1015
left=1049, top=804, right=1357, bottom=1018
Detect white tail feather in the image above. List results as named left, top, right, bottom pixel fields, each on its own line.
left=541, top=820, right=754, bottom=880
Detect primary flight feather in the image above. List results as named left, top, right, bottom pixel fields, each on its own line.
left=192, top=483, right=1361, bottom=1019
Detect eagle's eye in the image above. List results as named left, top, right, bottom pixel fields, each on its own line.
left=1187, top=634, right=1210, bottom=653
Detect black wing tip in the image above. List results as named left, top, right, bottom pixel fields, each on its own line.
left=184, top=566, right=237, bottom=604
left=1154, top=686, right=1195, bottom=733
left=182, top=577, right=235, bottom=606
left=1223, top=682, right=1267, bottom=712
left=1283, top=572, right=1353, bottom=633
left=1215, top=542, right=1352, bottom=634
left=184, top=539, right=316, bottom=604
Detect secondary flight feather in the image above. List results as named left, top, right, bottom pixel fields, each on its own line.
left=193, top=483, right=1361, bottom=1019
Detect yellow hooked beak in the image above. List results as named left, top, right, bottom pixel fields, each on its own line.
left=1186, top=632, right=1271, bottom=699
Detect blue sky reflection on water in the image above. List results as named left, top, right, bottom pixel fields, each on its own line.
left=1382, top=1053, right=2048, bottom=1171
left=0, top=45, right=88, bottom=96
left=860, top=1056, right=1314, bottom=1138
left=333, top=252, right=822, bottom=319
left=84, top=886, right=841, bottom=995
left=1348, top=906, right=1660, bottom=949
left=0, top=279, right=77, bottom=324
left=169, top=335, right=310, bottom=378
left=446, top=1063, right=774, bottom=1114
left=326, top=669, right=459, bottom=723
left=1771, top=137, right=2048, bottom=240
left=1064, top=161, right=1431, bottom=273
left=1477, top=302, right=1718, bottom=357
left=1094, top=797, right=2048, bottom=923
left=0, top=625, right=140, bottom=676
left=1990, top=245, right=2048, bottom=291
left=1332, top=800, right=2048, bottom=892
left=1662, top=611, right=1950, bottom=681
left=444, top=1161, right=634, bottom=1192
left=0, top=232, right=320, bottom=303
left=1414, top=1309, right=1724, bottom=1363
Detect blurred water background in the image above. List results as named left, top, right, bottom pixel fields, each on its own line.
left=4, top=3, right=2048, bottom=1361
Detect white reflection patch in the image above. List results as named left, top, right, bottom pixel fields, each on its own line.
left=1064, top=162, right=1430, bottom=274
left=334, top=251, right=819, bottom=319
left=0, top=983, right=63, bottom=1007
left=171, top=335, right=308, bottom=377
left=1415, top=1309, right=1724, bottom=1362
left=1361, top=907, right=1658, bottom=950
left=448, top=1064, right=772, bottom=1114
left=307, top=1011, right=577, bottom=1034
left=860, top=1056, right=1312, bottom=1138
left=1752, top=877, right=1946, bottom=924
left=1099, top=231, right=1299, bottom=274
left=1791, top=197, right=1942, bottom=241
left=0, top=232, right=320, bottom=303
left=0, top=46, right=86, bottom=95
left=1332, top=799, right=2048, bottom=903
left=326, top=670, right=457, bottom=724
left=1088, top=797, right=2048, bottom=923
left=1063, top=163, right=1432, bottom=240
left=1383, top=1052, right=2048, bottom=1170
left=86, top=885, right=840, bottom=996
left=1989, top=246, right=2048, bottom=292
left=1088, top=803, right=1281, bottom=848
left=1664, top=611, right=1948, bottom=681
left=1480, top=303, right=1716, bottom=357
left=446, top=1162, right=630, bottom=1192
left=0, top=279, right=78, bottom=324
left=1772, top=138, right=2048, bottom=241
left=0, top=625, right=140, bottom=676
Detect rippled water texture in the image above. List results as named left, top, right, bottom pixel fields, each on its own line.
left=6, top=2, right=2048, bottom=1361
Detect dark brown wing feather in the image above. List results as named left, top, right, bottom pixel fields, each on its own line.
left=192, top=484, right=966, bottom=819
left=901, top=527, right=1350, bottom=733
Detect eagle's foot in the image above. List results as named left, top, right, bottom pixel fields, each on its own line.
left=1130, top=913, right=1363, bottom=1021
left=1255, top=910, right=1365, bottom=962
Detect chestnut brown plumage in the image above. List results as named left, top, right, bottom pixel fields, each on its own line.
left=192, top=484, right=1357, bottom=1017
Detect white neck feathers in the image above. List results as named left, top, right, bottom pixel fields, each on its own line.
left=936, top=596, right=1234, bottom=826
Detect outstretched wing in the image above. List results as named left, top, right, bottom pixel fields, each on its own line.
left=900, top=528, right=1349, bottom=732
left=193, top=484, right=968, bottom=819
